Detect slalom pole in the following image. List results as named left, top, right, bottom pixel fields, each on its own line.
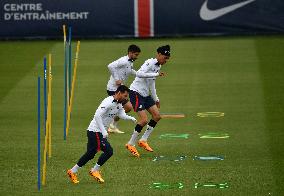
left=48, top=54, right=52, bottom=158
left=68, top=26, right=72, bottom=105
left=43, top=57, right=47, bottom=134
left=66, top=41, right=80, bottom=137
left=37, top=74, right=41, bottom=190
left=42, top=121, right=49, bottom=185
left=63, top=25, right=67, bottom=140
left=63, top=25, right=66, bottom=46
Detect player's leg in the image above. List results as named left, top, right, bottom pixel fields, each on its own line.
left=128, top=110, right=148, bottom=144
left=123, top=100, right=133, bottom=113
left=109, top=116, right=124, bottom=133
left=138, top=97, right=161, bottom=152
left=144, top=105, right=161, bottom=141
left=125, top=110, right=147, bottom=157
left=67, top=131, right=98, bottom=183
left=125, top=90, right=147, bottom=157
left=110, top=100, right=133, bottom=134
left=90, top=133, right=113, bottom=183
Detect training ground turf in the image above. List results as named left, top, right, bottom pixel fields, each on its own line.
left=0, top=36, right=284, bottom=195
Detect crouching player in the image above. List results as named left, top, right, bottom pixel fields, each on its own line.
left=67, top=85, right=136, bottom=184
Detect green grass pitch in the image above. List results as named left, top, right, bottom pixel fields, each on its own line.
left=0, top=36, right=284, bottom=195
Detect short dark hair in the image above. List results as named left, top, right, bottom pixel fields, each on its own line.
left=128, top=44, right=141, bottom=53
left=157, top=45, right=170, bottom=56
left=115, top=85, right=130, bottom=93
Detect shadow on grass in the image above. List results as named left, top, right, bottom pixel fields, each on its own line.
left=0, top=41, right=56, bottom=103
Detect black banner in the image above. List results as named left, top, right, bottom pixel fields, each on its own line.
left=0, top=0, right=283, bottom=39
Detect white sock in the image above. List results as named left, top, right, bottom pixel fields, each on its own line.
left=128, top=130, right=139, bottom=145
left=71, top=164, right=80, bottom=173
left=140, top=125, right=154, bottom=141
left=91, top=163, right=101, bottom=172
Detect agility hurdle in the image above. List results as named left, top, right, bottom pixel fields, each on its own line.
left=160, top=113, right=185, bottom=119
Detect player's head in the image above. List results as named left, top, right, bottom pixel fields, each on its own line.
left=114, top=85, right=130, bottom=103
left=128, top=44, right=141, bottom=61
left=156, top=45, right=170, bottom=65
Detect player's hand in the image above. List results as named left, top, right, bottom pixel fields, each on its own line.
left=159, top=72, right=165, bottom=77
left=156, top=101, right=160, bottom=108
left=130, top=117, right=137, bottom=124
left=103, top=133, right=109, bottom=138
left=116, top=80, right=122, bottom=86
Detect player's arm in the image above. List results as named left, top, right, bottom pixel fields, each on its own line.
left=117, top=107, right=137, bottom=123
left=131, top=69, right=137, bottom=76
left=108, top=59, right=124, bottom=84
left=136, top=62, right=159, bottom=78
left=149, top=80, right=160, bottom=108
left=94, top=104, right=110, bottom=138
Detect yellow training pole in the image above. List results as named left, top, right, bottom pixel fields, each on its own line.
left=48, top=54, right=52, bottom=158
left=42, top=115, right=49, bottom=185
left=66, top=41, right=80, bottom=136
left=42, top=54, right=52, bottom=184
left=63, top=25, right=66, bottom=45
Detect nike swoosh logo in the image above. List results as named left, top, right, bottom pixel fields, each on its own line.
left=200, top=0, right=256, bottom=21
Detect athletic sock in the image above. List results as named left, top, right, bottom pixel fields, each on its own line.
left=91, top=163, right=101, bottom=172
left=128, top=131, right=139, bottom=145
left=140, top=119, right=157, bottom=141
left=140, top=125, right=154, bottom=141
left=71, top=164, right=80, bottom=173
left=128, top=124, right=143, bottom=145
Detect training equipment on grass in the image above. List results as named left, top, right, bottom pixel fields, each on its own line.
left=159, top=133, right=189, bottom=139
left=68, top=26, right=72, bottom=103
left=66, top=41, right=80, bottom=137
left=193, top=155, right=224, bottom=161
left=152, top=155, right=187, bottom=162
left=197, top=112, right=225, bottom=117
left=63, top=25, right=80, bottom=140
left=48, top=54, right=52, bottom=157
left=37, top=54, right=53, bottom=189
left=199, top=132, right=229, bottom=139
left=42, top=54, right=52, bottom=186
left=37, top=72, right=41, bottom=191
left=63, top=25, right=68, bottom=140
left=43, top=58, right=47, bottom=134
left=160, top=113, right=185, bottom=119
left=194, top=182, right=229, bottom=189
left=150, top=182, right=184, bottom=189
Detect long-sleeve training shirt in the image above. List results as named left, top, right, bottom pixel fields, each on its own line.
left=87, top=96, right=136, bottom=137
left=107, top=55, right=137, bottom=91
left=130, top=58, right=161, bottom=102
